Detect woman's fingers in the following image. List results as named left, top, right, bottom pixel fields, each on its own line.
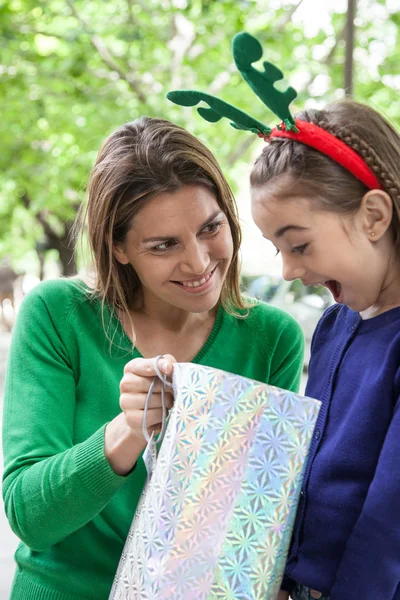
left=120, top=392, right=174, bottom=411
left=124, top=408, right=165, bottom=431
left=120, top=372, right=163, bottom=395
left=119, top=355, right=177, bottom=440
left=123, top=355, right=177, bottom=378
left=158, top=354, right=176, bottom=376
left=121, top=355, right=176, bottom=394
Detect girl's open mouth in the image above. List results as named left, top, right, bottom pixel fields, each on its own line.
left=324, top=280, right=342, bottom=302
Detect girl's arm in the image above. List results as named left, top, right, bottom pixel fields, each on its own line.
left=329, top=392, right=400, bottom=599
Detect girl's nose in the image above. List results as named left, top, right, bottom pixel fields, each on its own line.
left=282, top=257, right=305, bottom=282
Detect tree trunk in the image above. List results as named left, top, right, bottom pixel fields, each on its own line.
left=38, top=251, right=45, bottom=281
left=45, top=223, right=77, bottom=277
left=345, top=0, right=356, bottom=96
left=21, top=192, right=78, bottom=277
left=57, top=236, right=77, bottom=276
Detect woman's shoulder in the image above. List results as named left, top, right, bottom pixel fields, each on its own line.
left=24, top=277, right=89, bottom=304
left=20, top=277, right=92, bottom=321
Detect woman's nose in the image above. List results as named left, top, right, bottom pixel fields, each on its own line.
left=182, top=241, right=210, bottom=275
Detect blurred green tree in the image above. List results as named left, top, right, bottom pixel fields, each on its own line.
left=0, top=0, right=399, bottom=275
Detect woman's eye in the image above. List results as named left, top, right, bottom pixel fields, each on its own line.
left=291, top=243, right=308, bottom=255
left=202, top=221, right=221, bottom=234
left=152, top=240, right=177, bottom=252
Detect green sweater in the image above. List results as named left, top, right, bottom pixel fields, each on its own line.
left=2, top=278, right=304, bottom=600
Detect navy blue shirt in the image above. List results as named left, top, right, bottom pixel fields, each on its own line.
left=284, top=304, right=400, bottom=599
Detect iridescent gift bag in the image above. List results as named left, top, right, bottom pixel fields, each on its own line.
left=110, top=363, right=321, bottom=600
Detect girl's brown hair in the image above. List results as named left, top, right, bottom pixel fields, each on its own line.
left=250, top=100, right=400, bottom=244
left=76, top=117, right=249, bottom=337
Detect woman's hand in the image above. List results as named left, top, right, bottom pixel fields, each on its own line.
left=105, top=354, right=176, bottom=475
left=277, top=591, right=290, bottom=600
left=119, top=354, right=175, bottom=438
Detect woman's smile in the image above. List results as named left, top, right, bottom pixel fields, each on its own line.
left=172, top=266, right=217, bottom=293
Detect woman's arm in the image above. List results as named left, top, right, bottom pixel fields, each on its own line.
left=268, top=316, right=305, bottom=393
left=2, top=288, right=173, bottom=551
left=2, top=290, right=129, bottom=551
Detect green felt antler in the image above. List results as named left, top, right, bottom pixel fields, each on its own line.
left=167, top=32, right=299, bottom=134
left=232, top=32, right=298, bottom=130
left=166, top=91, right=271, bottom=136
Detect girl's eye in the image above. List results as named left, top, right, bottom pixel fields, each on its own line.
left=291, top=243, right=308, bottom=255
left=151, top=240, right=177, bottom=252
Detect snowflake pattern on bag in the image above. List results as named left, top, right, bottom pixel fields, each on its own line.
left=110, top=363, right=320, bottom=600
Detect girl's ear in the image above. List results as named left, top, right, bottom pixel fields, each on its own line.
left=113, top=244, right=129, bottom=265
left=360, top=189, right=393, bottom=240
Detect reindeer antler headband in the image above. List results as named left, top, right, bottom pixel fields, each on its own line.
left=167, top=32, right=381, bottom=191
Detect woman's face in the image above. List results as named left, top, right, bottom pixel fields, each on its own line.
left=114, top=185, right=234, bottom=314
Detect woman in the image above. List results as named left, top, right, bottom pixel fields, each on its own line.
left=2, top=117, right=304, bottom=599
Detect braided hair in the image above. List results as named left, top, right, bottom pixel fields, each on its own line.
left=250, top=100, right=400, bottom=245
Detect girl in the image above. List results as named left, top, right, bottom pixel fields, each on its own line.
left=2, top=117, right=304, bottom=599
left=250, top=100, right=400, bottom=600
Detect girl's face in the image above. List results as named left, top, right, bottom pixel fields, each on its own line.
left=114, top=185, right=234, bottom=315
left=251, top=186, right=395, bottom=314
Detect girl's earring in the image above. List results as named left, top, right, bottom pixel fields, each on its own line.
left=370, top=232, right=376, bottom=238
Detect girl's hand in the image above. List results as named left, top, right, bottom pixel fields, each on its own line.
left=277, top=591, right=290, bottom=600
left=105, top=354, right=176, bottom=475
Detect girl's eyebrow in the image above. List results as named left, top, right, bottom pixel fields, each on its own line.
left=274, top=225, right=308, bottom=238
left=142, top=210, right=224, bottom=243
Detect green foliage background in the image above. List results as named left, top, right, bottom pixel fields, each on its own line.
left=0, top=0, right=399, bottom=275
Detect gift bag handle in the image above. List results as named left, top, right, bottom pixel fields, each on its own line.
left=142, top=355, right=173, bottom=445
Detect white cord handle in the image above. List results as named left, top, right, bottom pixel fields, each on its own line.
left=142, top=355, right=173, bottom=444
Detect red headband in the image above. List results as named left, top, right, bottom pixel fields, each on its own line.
left=264, top=119, right=382, bottom=191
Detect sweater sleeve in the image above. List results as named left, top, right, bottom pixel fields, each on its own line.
left=330, top=394, right=400, bottom=600
left=2, top=286, right=127, bottom=552
left=268, top=316, right=305, bottom=394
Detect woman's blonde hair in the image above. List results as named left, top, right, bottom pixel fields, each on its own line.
left=251, top=100, right=400, bottom=245
left=75, top=117, right=249, bottom=338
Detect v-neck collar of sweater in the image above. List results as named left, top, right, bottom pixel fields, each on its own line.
left=81, top=277, right=226, bottom=363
